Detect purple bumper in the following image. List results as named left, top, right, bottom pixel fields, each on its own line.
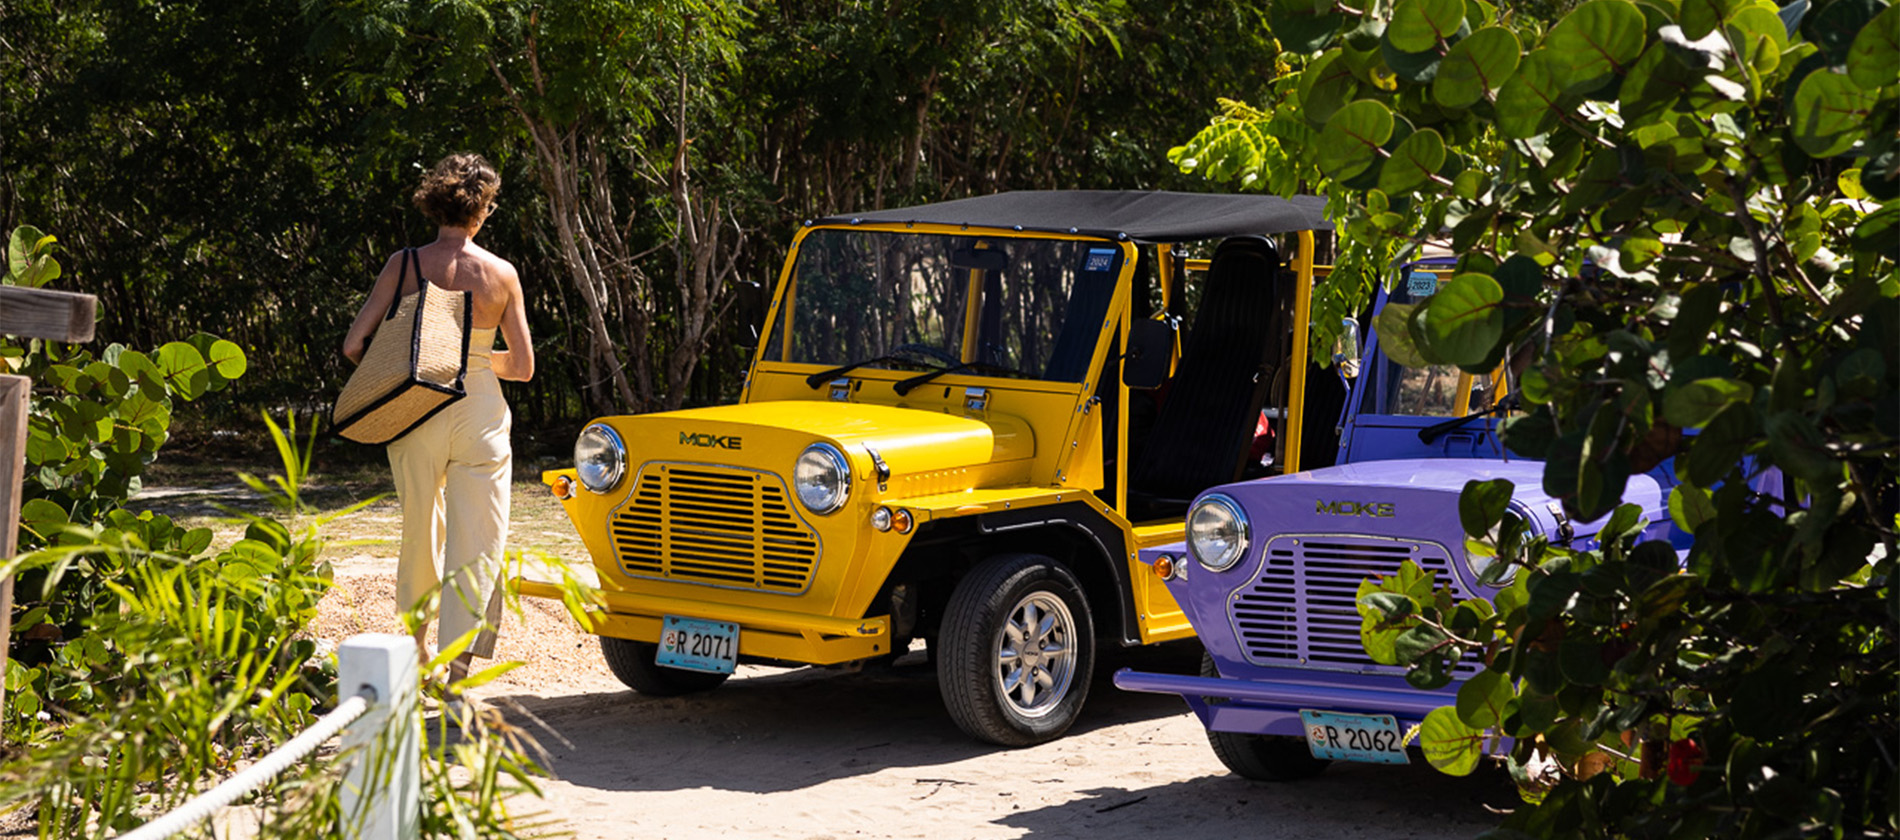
left=1112, top=666, right=1456, bottom=738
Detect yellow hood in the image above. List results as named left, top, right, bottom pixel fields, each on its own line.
left=648, top=401, right=1032, bottom=474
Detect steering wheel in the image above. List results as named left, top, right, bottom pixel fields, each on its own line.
left=890, top=342, right=963, bottom=368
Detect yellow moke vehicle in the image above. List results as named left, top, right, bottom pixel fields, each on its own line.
left=519, top=190, right=1344, bottom=745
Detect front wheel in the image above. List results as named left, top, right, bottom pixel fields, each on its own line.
left=937, top=554, right=1095, bottom=746
left=1201, top=653, right=1329, bottom=780
left=600, top=635, right=730, bottom=697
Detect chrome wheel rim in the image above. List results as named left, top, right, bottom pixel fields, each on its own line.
left=992, top=591, right=1077, bottom=719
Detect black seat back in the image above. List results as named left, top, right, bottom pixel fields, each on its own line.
left=1128, top=236, right=1290, bottom=515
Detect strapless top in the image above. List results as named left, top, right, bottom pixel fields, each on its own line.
left=467, top=326, right=497, bottom=371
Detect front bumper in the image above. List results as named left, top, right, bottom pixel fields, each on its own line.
left=1113, top=667, right=1456, bottom=738
left=515, top=577, right=891, bottom=665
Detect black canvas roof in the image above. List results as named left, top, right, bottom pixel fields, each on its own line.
left=812, top=190, right=1331, bottom=243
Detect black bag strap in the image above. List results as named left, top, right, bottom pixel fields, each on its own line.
left=383, top=247, right=419, bottom=321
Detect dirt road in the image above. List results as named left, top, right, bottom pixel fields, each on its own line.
left=480, top=642, right=1510, bottom=840
left=308, top=558, right=1508, bottom=840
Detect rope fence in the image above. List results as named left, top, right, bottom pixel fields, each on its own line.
left=111, top=634, right=421, bottom=840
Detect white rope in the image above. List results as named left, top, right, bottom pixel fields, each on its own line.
left=113, top=688, right=378, bottom=840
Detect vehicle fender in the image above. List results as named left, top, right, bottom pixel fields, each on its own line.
left=975, top=501, right=1138, bottom=646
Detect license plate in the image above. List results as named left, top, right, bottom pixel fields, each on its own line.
left=656, top=616, right=739, bottom=674
left=1299, top=710, right=1409, bottom=765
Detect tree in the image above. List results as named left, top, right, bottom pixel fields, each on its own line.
left=1175, top=0, right=1896, bottom=836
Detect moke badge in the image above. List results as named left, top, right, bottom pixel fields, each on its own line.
left=1315, top=500, right=1396, bottom=517
left=680, top=431, right=742, bottom=450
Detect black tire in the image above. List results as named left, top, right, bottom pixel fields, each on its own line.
left=1200, top=653, right=1329, bottom=781
left=600, top=635, right=730, bottom=697
left=937, top=554, right=1095, bottom=747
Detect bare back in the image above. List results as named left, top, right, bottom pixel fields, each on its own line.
left=342, top=232, right=535, bottom=381
left=408, top=241, right=515, bottom=329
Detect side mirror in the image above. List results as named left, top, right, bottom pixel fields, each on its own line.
left=1123, top=318, right=1175, bottom=390
left=1332, top=317, right=1362, bottom=380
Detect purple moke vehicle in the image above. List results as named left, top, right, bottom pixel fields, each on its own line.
left=1113, top=262, right=1686, bottom=781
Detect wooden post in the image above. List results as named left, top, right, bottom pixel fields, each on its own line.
left=0, top=286, right=98, bottom=716
left=0, top=286, right=95, bottom=345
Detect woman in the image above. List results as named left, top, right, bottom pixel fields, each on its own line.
left=342, top=153, right=535, bottom=681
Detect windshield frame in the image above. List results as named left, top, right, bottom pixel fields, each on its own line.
left=746, top=222, right=1139, bottom=399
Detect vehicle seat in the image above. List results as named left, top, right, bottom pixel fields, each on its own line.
left=1127, top=236, right=1290, bottom=520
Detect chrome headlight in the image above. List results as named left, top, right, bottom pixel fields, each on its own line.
left=793, top=443, right=851, bottom=515
left=1188, top=493, right=1250, bottom=572
left=573, top=423, right=626, bottom=494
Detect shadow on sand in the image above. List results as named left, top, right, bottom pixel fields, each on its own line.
left=483, top=641, right=1204, bottom=796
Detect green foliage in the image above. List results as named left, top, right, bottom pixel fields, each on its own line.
left=1183, top=1, right=1898, bottom=835
left=0, top=229, right=557, bottom=838
left=4, top=0, right=1282, bottom=425
left=5, top=227, right=61, bottom=289
left=10, top=334, right=245, bottom=531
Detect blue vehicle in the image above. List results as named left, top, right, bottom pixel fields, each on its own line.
left=1113, top=262, right=1683, bottom=779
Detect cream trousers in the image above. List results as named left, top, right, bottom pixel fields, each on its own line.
left=386, top=356, right=509, bottom=659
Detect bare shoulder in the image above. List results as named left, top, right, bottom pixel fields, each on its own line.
left=475, top=245, right=520, bottom=286
left=374, top=250, right=410, bottom=287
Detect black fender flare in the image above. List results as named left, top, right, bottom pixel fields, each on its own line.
left=975, top=501, right=1139, bottom=646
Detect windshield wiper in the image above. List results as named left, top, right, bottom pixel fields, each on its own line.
left=893, top=360, right=1026, bottom=395
left=1418, top=394, right=1519, bottom=444
left=806, top=355, right=898, bottom=389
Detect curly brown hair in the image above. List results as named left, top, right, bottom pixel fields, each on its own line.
left=411, top=153, right=500, bottom=228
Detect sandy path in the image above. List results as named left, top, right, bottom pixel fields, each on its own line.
left=313, top=562, right=1509, bottom=840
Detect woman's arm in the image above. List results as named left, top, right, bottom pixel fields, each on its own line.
left=491, top=264, right=535, bottom=382
left=341, top=252, right=407, bottom=364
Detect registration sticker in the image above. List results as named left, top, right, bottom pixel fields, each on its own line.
left=1084, top=248, right=1117, bottom=272
left=1299, top=709, right=1410, bottom=765
left=1406, top=271, right=1440, bottom=298
left=657, top=616, right=739, bottom=674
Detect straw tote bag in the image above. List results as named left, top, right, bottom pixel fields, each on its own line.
left=331, top=248, right=473, bottom=444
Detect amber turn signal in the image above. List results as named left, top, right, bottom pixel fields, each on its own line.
left=891, top=508, right=914, bottom=534
left=1153, top=554, right=1176, bottom=580
left=550, top=475, right=575, bottom=500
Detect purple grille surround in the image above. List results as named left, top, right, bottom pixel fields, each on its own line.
left=1229, top=533, right=1482, bottom=679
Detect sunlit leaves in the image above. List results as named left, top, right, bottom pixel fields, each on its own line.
left=1389, top=0, right=1467, bottom=52
left=1495, top=49, right=1569, bottom=138
left=1297, top=50, right=1363, bottom=125
left=1316, top=99, right=1395, bottom=181
left=1380, top=128, right=1447, bottom=194
left=1544, top=0, right=1647, bottom=95
left=1847, top=4, right=1900, bottom=89
left=1663, top=377, right=1754, bottom=427
left=1433, top=26, right=1520, bottom=108
left=1421, top=706, right=1485, bottom=775
left=5, top=226, right=61, bottom=289
left=1422, top=273, right=1504, bottom=365
left=1459, top=477, right=1515, bottom=538
left=1175, top=1, right=1899, bottom=834
left=1668, top=484, right=1717, bottom=533
left=1792, top=69, right=1879, bottom=157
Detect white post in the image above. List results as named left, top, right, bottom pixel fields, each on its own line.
left=338, top=634, right=421, bottom=840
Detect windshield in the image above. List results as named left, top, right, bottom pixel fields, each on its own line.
left=764, top=229, right=1121, bottom=384
left=1359, top=266, right=1498, bottom=417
